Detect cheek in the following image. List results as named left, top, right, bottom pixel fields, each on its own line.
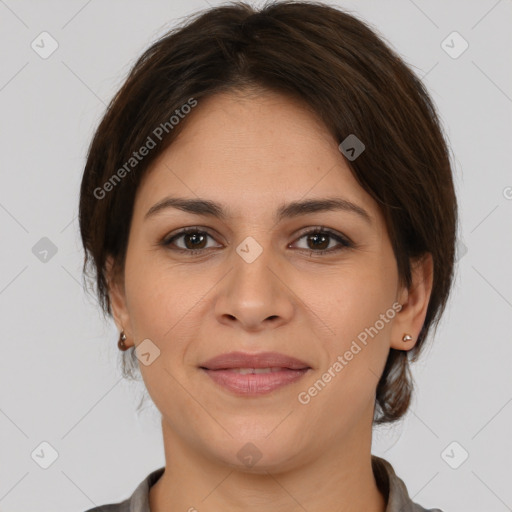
left=311, top=260, right=396, bottom=336
left=124, top=255, right=209, bottom=367
left=123, top=254, right=173, bottom=349
left=304, top=261, right=396, bottom=393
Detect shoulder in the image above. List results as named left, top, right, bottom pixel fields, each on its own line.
left=82, top=466, right=165, bottom=512
left=410, top=502, right=444, bottom=512
left=411, top=505, right=444, bottom=512
left=371, top=455, right=445, bottom=512
left=83, top=497, right=130, bottom=512
left=84, top=503, right=129, bottom=512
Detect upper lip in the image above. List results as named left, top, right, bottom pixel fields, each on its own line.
left=200, top=351, right=311, bottom=370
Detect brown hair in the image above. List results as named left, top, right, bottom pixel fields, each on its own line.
left=79, top=0, right=458, bottom=425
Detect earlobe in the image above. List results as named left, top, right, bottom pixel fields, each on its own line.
left=105, top=255, right=132, bottom=345
left=390, top=253, right=434, bottom=351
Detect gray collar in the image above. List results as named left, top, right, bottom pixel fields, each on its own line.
left=86, top=455, right=442, bottom=512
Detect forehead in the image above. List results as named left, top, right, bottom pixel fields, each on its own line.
left=133, top=90, right=379, bottom=224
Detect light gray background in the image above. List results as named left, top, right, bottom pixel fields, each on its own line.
left=1, top=0, right=511, bottom=511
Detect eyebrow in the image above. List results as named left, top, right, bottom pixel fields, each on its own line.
left=144, top=196, right=372, bottom=225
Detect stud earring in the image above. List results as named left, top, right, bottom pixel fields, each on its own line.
left=118, top=330, right=129, bottom=351
left=402, top=333, right=413, bottom=342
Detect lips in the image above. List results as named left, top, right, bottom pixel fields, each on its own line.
left=199, top=351, right=311, bottom=371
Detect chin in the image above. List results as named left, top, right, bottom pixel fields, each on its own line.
left=205, top=432, right=306, bottom=474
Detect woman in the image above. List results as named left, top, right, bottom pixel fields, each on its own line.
left=79, top=1, right=456, bottom=510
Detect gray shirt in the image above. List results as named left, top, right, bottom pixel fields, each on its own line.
left=84, top=455, right=444, bottom=512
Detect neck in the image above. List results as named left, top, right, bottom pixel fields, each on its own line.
left=149, top=410, right=386, bottom=512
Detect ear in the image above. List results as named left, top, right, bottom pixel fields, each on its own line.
left=106, top=255, right=133, bottom=349
left=390, top=253, right=434, bottom=351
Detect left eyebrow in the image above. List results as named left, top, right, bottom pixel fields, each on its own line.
left=144, top=196, right=373, bottom=226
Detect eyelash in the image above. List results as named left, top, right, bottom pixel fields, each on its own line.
left=161, top=226, right=354, bottom=256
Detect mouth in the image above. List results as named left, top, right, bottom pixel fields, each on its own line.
left=199, top=351, right=312, bottom=396
left=208, top=367, right=303, bottom=374
left=200, top=367, right=311, bottom=396
left=199, top=351, right=311, bottom=371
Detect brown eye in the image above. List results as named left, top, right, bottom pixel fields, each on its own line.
left=181, top=232, right=208, bottom=250
left=305, top=232, right=330, bottom=251
left=163, top=229, right=220, bottom=254
left=162, top=226, right=352, bottom=257
left=291, top=228, right=353, bottom=255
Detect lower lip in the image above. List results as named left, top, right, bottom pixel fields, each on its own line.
left=201, top=368, right=310, bottom=396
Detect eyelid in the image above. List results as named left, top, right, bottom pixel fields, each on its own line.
left=162, top=225, right=353, bottom=253
left=162, top=226, right=222, bottom=248
left=292, top=225, right=352, bottom=245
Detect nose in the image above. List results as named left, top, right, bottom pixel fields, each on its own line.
left=214, top=240, right=295, bottom=332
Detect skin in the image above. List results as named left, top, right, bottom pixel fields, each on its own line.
left=107, top=88, right=433, bottom=512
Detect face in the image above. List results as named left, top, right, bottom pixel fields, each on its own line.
left=108, top=89, right=431, bottom=472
